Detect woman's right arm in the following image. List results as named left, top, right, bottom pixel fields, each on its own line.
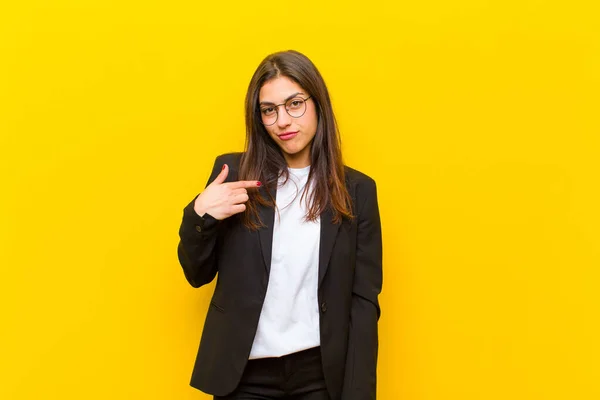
left=177, top=157, right=225, bottom=288
left=176, top=154, right=260, bottom=288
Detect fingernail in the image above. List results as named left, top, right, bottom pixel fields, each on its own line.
left=256, top=182, right=262, bottom=187
left=222, top=164, right=226, bottom=170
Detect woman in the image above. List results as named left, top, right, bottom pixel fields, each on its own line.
left=177, top=50, right=382, bottom=400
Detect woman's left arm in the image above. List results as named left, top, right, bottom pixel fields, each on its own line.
left=342, top=177, right=383, bottom=400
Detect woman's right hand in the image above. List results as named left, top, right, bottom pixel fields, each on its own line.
left=193, top=163, right=261, bottom=220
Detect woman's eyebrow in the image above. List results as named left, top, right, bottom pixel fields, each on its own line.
left=259, top=92, right=304, bottom=106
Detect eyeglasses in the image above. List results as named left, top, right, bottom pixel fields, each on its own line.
left=259, top=95, right=312, bottom=126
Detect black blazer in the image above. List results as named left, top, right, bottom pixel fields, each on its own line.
left=177, top=152, right=383, bottom=399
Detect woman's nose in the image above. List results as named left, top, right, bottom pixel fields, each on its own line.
left=276, top=107, right=292, bottom=128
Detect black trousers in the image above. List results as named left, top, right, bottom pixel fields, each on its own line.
left=214, top=347, right=331, bottom=400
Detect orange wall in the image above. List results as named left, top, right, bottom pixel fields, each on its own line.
left=1, top=1, right=599, bottom=399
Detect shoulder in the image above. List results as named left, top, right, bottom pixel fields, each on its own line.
left=343, top=165, right=379, bottom=212
left=213, top=152, right=244, bottom=176
left=344, top=165, right=377, bottom=189
left=344, top=165, right=378, bottom=215
left=214, top=152, right=244, bottom=167
left=205, top=152, right=244, bottom=183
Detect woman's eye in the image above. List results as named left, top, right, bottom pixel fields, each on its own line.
left=262, top=108, right=274, bottom=115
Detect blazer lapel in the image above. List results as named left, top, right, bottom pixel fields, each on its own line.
left=319, top=206, right=340, bottom=287
left=256, top=185, right=341, bottom=285
left=257, top=186, right=275, bottom=275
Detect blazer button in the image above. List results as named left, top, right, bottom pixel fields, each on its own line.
left=321, top=302, right=327, bottom=313
left=195, top=225, right=202, bottom=232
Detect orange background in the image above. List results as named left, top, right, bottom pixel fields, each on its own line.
left=1, top=0, right=599, bottom=398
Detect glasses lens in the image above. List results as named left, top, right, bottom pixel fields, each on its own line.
left=286, top=98, right=307, bottom=118
left=260, top=106, right=277, bottom=126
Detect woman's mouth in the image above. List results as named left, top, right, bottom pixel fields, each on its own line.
left=278, top=131, right=298, bottom=141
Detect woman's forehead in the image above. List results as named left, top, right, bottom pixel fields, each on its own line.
left=259, top=76, right=306, bottom=102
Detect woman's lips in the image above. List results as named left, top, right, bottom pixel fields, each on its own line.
left=278, top=131, right=298, bottom=141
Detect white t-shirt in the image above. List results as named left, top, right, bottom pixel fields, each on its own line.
left=248, top=165, right=321, bottom=359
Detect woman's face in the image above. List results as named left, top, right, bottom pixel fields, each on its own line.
left=258, top=76, right=318, bottom=168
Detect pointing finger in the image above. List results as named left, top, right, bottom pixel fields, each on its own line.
left=228, top=180, right=262, bottom=190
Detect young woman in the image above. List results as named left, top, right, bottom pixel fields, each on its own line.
left=177, top=50, right=383, bottom=400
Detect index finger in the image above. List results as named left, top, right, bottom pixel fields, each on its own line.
left=227, top=180, right=261, bottom=189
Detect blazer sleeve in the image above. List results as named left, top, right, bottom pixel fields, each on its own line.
left=342, top=177, right=383, bottom=399
left=176, top=155, right=225, bottom=288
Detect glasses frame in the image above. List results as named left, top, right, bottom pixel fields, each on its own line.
left=259, top=95, right=312, bottom=126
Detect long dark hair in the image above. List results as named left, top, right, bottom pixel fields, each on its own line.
left=239, top=50, right=353, bottom=230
